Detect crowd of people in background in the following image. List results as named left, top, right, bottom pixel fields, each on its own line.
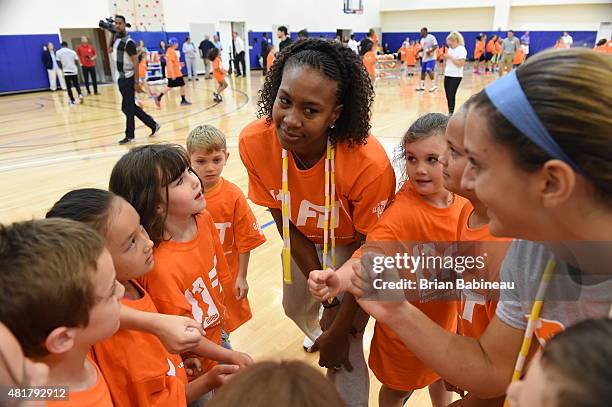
left=41, top=24, right=610, bottom=118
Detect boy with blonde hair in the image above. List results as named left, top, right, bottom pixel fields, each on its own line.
left=0, top=218, right=123, bottom=406
left=187, top=125, right=266, bottom=337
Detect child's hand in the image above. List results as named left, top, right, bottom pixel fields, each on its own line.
left=234, top=276, right=249, bottom=300
left=183, top=357, right=203, bottom=378
left=202, top=364, right=239, bottom=390
left=152, top=314, right=204, bottom=354
left=230, top=351, right=253, bottom=369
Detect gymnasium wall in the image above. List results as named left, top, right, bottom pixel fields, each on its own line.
left=509, top=4, right=612, bottom=31
left=381, top=7, right=496, bottom=32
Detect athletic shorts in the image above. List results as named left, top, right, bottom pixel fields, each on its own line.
left=484, top=52, right=493, bottom=61
left=168, top=76, right=185, bottom=88
left=477, top=54, right=485, bottom=62
left=421, top=60, right=436, bottom=73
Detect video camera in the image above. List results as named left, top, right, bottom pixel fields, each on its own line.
left=98, top=17, right=131, bottom=33
left=99, top=17, right=117, bottom=33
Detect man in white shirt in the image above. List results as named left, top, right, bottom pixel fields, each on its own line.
left=55, top=41, right=83, bottom=105
left=347, top=34, right=359, bottom=54
left=232, top=31, right=246, bottom=77
left=562, top=31, right=573, bottom=47
left=416, top=27, right=438, bottom=92
left=182, top=36, right=199, bottom=81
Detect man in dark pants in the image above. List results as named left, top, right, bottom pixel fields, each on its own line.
left=76, top=36, right=99, bottom=95
left=232, top=31, right=246, bottom=77
left=110, top=15, right=160, bottom=145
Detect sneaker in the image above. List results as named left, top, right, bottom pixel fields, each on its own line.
left=217, top=94, right=223, bottom=102
left=118, top=137, right=134, bottom=145
left=149, top=123, right=161, bottom=137
left=429, top=85, right=438, bottom=92
left=68, top=101, right=77, bottom=106
left=415, top=85, right=425, bottom=91
left=195, top=77, right=199, bottom=81
left=94, top=91, right=100, bottom=95
left=180, top=100, right=192, bottom=106
left=78, top=94, right=84, bottom=103
left=303, top=336, right=316, bottom=353
left=213, top=92, right=220, bottom=102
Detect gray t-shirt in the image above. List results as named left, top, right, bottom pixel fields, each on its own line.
left=420, top=34, right=438, bottom=62
left=55, top=48, right=79, bottom=75
left=496, top=240, right=612, bottom=345
left=501, top=37, right=520, bottom=54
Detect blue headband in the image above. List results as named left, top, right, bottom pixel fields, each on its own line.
left=484, top=70, right=581, bottom=173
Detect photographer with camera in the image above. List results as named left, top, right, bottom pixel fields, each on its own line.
left=104, top=15, right=160, bottom=145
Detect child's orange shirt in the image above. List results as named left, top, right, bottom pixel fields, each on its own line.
left=363, top=50, right=376, bottom=77
left=486, top=39, right=495, bottom=54
left=266, top=49, right=276, bottom=70
left=92, top=280, right=188, bottom=407
left=494, top=41, right=502, bottom=55
left=239, top=118, right=396, bottom=246
left=474, top=40, right=485, bottom=59
left=165, top=47, right=182, bottom=79
left=212, top=56, right=224, bottom=82
left=397, top=46, right=408, bottom=63
left=47, top=357, right=113, bottom=407
left=138, top=57, right=147, bottom=78
left=436, top=47, right=447, bottom=62
left=513, top=48, right=525, bottom=65
left=139, top=211, right=232, bottom=372
left=455, top=202, right=509, bottom=340
left=205, top=177, right=267, bottom=332
left=357, top=185, right=466, bottom=391
left=405, top=45, right=417, bottom=65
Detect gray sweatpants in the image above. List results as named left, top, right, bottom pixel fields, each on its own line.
left=282, top=243, right=370, bottom=407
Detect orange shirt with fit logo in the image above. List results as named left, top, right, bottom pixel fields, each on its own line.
left=47, top=357, right=113, bottom=407
left=165, top=47, right=182, bottom=79
left=239, top=118, right=396, bottom=245
left=92, top=280, right=188, bottom=407
left=456, top=202, right=510, bottom=339
left=139, top=211, right=231, bottom=372
left=363, top=50, right=376, bottom=77
left=205, top=177, right=266, bottom=332
left=357, top=185, right=465, bottom=391
left=213, top=56, right=224, bottom=82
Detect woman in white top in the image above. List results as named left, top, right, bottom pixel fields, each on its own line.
left=443, top=31, right=467, bottom=114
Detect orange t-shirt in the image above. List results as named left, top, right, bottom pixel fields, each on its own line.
left=213, top=56, right=224, bottom=82
left=397, top=46, right=407, bottom=61
left=47, top=358, right=113, bottom=407
left=513, top=48, right=525, bottom=65
left=594, top=40, right=612, bottom=53
left=494, top=41, right=502, bottom=55
left=165, top=47, right=182, bottom=79
left=205, top=177, right=267, bottom=332
left=239, top=118, right=396, bottom=245
left=455, top=202, right=510, bottom=340
left=139, top=211, right=232, bottom=372
left=405, top=45, right=417, bottom=65
left=486, top=39, right=496, bottom=54
left=92, top=280, right=188, bottom=407
left=436, top=47, right=447, bottom=62
left=358, top=185, right=466, bottom=391
left=266, top=50, right=276, bottom=70
left=474, top=40, right=485, bottom=59
left=363, top=50, right=376, bottom=77
left=138, top=57, right=147, bottom=78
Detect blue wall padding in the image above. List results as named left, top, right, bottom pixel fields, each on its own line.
left=382, top=30, right=597, bottom=59
left=0, top=34, right=61, bottom=93
left=0, top=30, right=597, bottom=93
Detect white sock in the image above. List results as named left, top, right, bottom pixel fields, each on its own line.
left=420, top=80, right=425, bottom=87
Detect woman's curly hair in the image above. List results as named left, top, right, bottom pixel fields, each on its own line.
left=257, top=38, right=375, bottom=147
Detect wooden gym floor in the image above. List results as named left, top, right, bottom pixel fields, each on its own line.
left=0, top=66, right=494, bottom=406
